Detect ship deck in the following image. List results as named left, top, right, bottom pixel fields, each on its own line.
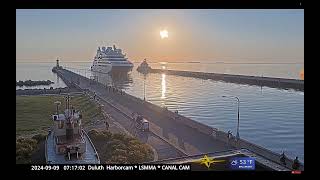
left=46, top=130, right=100, bottom=164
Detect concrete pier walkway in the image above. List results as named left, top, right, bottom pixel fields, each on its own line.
left=148, top=69, right=304, bottom=91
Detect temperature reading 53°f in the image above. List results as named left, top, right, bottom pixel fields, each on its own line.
left=229, top=157, right=255, bottom=170
left=240, top=159, right=253, bottom=165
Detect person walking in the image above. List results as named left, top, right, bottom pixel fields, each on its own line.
left=227, top=131, right=231, bottom=144
left=105, top=121, right=109, bottom=130
left=292, top=157, right=300, bottom=170
left=280, top=151, right=286, bottom=165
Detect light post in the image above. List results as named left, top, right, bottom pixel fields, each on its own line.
left=222, top=95, right=240, bottom=140
left=143, top=75, right=146, bottom=101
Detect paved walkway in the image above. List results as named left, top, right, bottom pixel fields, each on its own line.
left=85, top=92, right=184, bottom=160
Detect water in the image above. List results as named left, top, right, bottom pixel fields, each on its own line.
left=16, top=62, right=67, bottom=89
left=16, top=62, right=304, bottom=162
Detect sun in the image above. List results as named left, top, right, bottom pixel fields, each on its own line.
left=160, top=29, right=168, bottom=39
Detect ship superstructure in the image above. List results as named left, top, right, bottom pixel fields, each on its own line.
left=91, top=45, right=133, bottom=73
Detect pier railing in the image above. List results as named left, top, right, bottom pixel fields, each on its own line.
left=82, top=130, right=100, bottom=164
left=45, top=134, right=48, bottom=164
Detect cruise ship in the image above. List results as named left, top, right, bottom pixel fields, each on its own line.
left=91, top=45, right=133, bottom=74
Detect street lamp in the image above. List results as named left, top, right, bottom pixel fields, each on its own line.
left=143, top=75, right=146, bottom=101
left=222, top=95, right=240, bottom=140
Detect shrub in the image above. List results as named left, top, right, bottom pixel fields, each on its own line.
left=89, top=129, right=154, bottom=164
left=16, top=137, right=38, bottom=164
left=107, top=155, right=129, bottom=164
left=32, top=134, right=46, bottom=143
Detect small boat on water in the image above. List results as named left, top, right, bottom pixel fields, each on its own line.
left=137, top=59, right=151, bottom=74
left=46, top=95, right=100, bottom=164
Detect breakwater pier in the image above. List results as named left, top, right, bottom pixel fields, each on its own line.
left=53, top=67, right=303, bottom=170
left=148, top=69, right=304, bottom=91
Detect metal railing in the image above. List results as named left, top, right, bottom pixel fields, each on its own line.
left=82, top=130, right=100, bottom=164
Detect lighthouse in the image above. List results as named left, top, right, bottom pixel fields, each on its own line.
left=56, top=58, right=60, bottom=68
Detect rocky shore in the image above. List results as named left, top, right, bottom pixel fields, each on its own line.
left=16, top=80, right=54, bottom=87
left=16, top=87, right=81, bottom=96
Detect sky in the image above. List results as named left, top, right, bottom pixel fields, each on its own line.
left=16, top=9, right=304, bottom=63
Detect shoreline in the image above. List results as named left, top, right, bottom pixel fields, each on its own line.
left=16, top=87, right=81, bottom=96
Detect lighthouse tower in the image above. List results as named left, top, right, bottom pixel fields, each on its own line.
left=56, top=58, right=60, bottom=68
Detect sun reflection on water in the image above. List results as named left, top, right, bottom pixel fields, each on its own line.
left=161, top=73, right=166, bottom=99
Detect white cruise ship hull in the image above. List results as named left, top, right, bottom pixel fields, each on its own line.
left=110, top=63, right=133, bottom=73
left=91, top=63, right=133, bottom=74
left=91, top=64, right=112, bottom=74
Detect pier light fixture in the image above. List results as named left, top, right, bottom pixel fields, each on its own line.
left=222, top=95, right=240, bottom=140
left=143, top=75, right=146, bottom=101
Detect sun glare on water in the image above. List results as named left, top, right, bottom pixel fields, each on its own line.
left=160, top=30, right=168, bottom=39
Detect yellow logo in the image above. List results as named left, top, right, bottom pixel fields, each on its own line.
left=194, top=155, right=225, bottom=169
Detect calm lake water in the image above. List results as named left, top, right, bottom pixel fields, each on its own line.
left=16, top=62, right=304, bottom=162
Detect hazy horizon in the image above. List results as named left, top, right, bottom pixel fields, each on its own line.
left=16, top=9, right=304, bottom=63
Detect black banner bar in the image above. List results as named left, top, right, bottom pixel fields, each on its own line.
left=15, top=0, right=304, bottom=9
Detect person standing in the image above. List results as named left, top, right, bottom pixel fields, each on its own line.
left=227, top=131, right=232, bottom=146
left=105, top=121, right=109, bottom=130
left=292, top=157, right=300, bottom=170
left=280, top=151, right=286, bottom=165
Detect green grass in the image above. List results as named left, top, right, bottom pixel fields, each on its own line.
left=16, top=94, right=104, bottom=137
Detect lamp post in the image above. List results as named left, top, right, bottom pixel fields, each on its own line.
left=143, top=75, right=146, bottom=101
left=222, top=95, right=240, bottom=140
